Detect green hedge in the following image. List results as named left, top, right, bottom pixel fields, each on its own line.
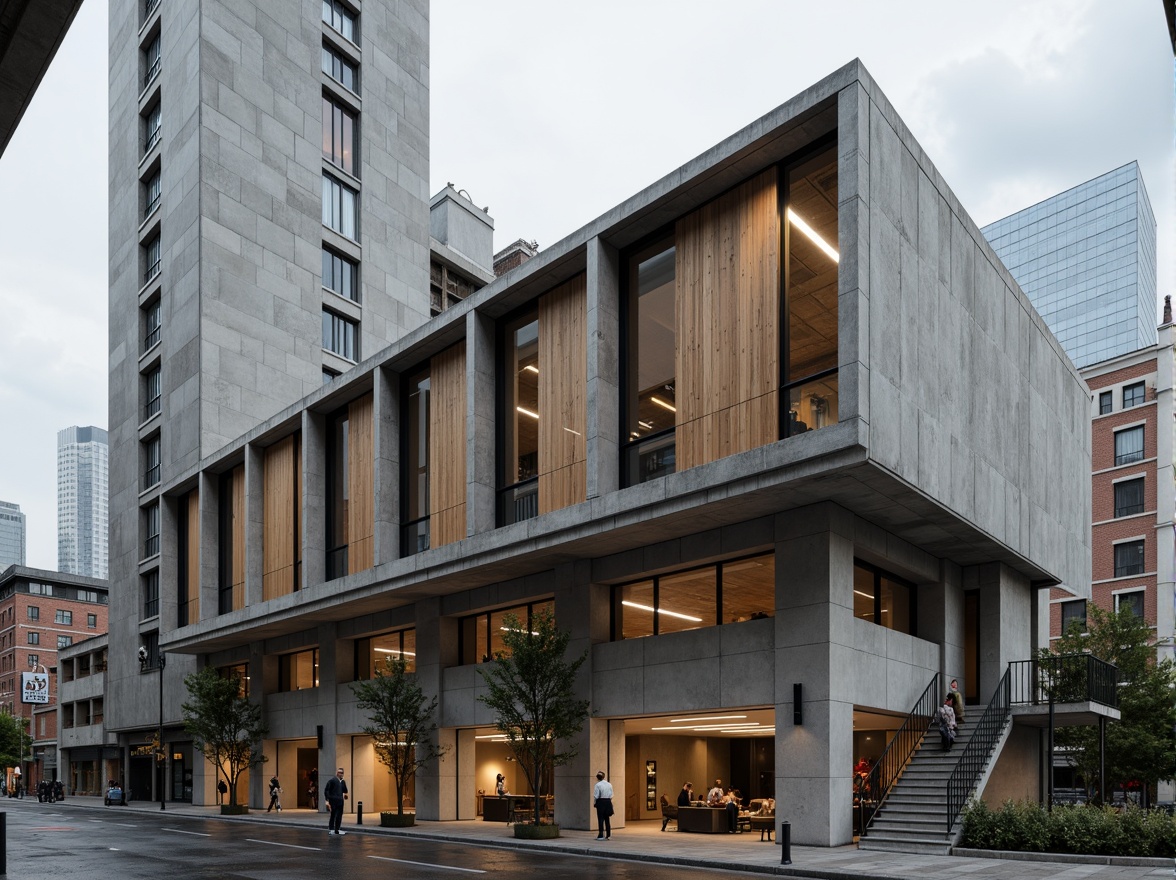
left=960, top=800, right=1176, bottom=857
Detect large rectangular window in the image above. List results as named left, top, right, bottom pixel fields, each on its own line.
left=499, top=308, right=539, bottom=524
left=143, top=503, right=160, bottom=558
left=1114, top=478, right=1144, bottom=518
left=1060, top=599, right=1086, bottom=634
left=143, top=32, right=161, bottom=89
left=142, top=570, right=159, bottom=620
left=1114, top=426, right=1144, bottom=465
left=852, top=561, right=915, bottom=634
left=143, top=299, right=161, bottom=350
left=177, top=489, right=198, bottom=627
left=322, top=247, right=358, bottom=301
left=1098, top=391, right=1112, bottom=415
left=460, top=600, right=553, bottom=664
left=322, top=309, right=358, bottom=361
left=783, top=142, right=839, bottom=436
left=322, top=0, right=356, bottom=42
left=1116, top=590, right=1145, bottom=619
left=218, top=466, right=245, bottom=614
left=144, top=235, right=161, bottom=285
left=145, top=362, right=163, bottom=417
left=322, top=45, right=358, bottom=93
left=322, top=173, right=358, bottom=239
left=402, top=366, right=430, bottom=553
left=144, top=103, right=162, bottom=156
left=144, top=169, right=161, bottom=220
left=1114, top=540, right=1145, bottom=578
left=322, top=96, right=356, bottom=175
left=356, top=629, right=416, bottom=679
left=1123, top=381, right=1146, bottom=409
left=278, top=649, right=319, bottom=691
left=143, top=436, right=161, bottom=488
left=623, top=237, right=677, bottom=485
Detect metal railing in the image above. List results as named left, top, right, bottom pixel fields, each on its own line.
left=946, top=667, right=1010, bottom=831
left=1008, top=653, right=1118, bottom=709
left=856, top=672, right=939, bottom=837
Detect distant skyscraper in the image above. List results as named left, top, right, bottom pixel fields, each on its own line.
left=0, top=502, right=25, bottom=568
left=57, top=426, right=109, bottom=579
left=982, top=162, right=1157, bottom=369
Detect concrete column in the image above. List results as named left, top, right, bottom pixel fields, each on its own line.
left=456, top=728, right=476, bottom=819
left=1155, top=325, right=1175, bottom=667
left=774, top=505, right=855, bottom=846
left=585, top=236, right=620, bottom=499
left=967, top=562, right=1031, bottom=701
left=917, top=559, right=964, bottom=685
left=198, top=471, right=219, bottom=620
left=413, top=597, right=457, bottom=820
left=466, top=309, right=496, bottom=536
left=302, top=409, right=327, bottom=590
left=244, top=443, right=263, bottom=607
left=314, top=623, right=342, bottom=809
left=248, top=640, right=266, bottom=809
left=372, top=366, right=400, bottom=564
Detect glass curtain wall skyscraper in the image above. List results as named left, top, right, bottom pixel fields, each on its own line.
left=0, top=501, right=26, bottom=568
left=981, top=162, right=1157, bottom=369
left=57, top=426, right=109, bottom=579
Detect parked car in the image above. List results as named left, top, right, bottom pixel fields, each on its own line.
left=104, top=784, right=126, bottom=806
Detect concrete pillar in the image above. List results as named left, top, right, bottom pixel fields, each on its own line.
left=917, top=559, right=964, bottom=686
left=373, top=366, right=400, bottom=564
left=413, top=597, right=457, bottom=820
left=585, top=236, right=620, bottom=499
left=466, top=309, right=496, bottom=536
left=313, top=623, right=343, bottom=809
left=244, top=443, right=263, bottom=607
left=456, top=728, right=476, bottom=819
left=302, top=409, right=327, bottom=590
left=774, top=505, right=855, bottom=846
left=967, top=562, right=1031, bottom=701
left=248, top=639, right=266, bottom=809
left=198, top=471, right=218, bottom=620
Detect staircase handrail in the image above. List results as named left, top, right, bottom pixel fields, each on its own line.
left=856, top=672, right=940, bottom=837
left=945, top=667, right=1010, bottom=832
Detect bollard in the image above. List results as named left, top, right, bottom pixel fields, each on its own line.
left=1, top=811, right=6, bottom=876
left=357, top=800, right=363, bottom=825
left=780, top=820, right=791, bottom=866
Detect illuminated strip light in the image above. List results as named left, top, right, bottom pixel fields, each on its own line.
left=621, top=600, right=702, bottom=623
left=475, top=734, right=509, bottom=740
left=523, top=365, right=539, bottom=375
left=563, top=427, right=581, bottom=436
left=723, top=728, right=775, bottom=735
left=787, top=207, right=839, bottom=263
left=651, top=723, right=761, bottom=731
left=374, top=648, right=417, bottom=656
left=516, top=406, right=539, bottom=420
left=669, top=715, right=747, bottom=724
left=650, top=396, right=676, bottom=413
left=853, top=589, right=874, bottom=599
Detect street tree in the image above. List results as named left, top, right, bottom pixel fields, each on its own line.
left=352, top=655, right=448, bottom=819
left=181, top=667, right=268, bottom=809
left=478, top=607, right=589, bottom=826
left=0, top=712, right=28, bottom=774
left=1051, top=604, right=1176, bottom=804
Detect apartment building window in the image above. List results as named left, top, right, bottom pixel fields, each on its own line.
left=278, top=649, right=319, bottom=691
left=87, top=614, right=96, bottom=628
left=1114, top=426, right=1144, bottom=465
left=219, top=663, right=249, bottom=698
left=1114, top=540, right=1145, bottom=577
left=57, top=636, right=72, bottom=649
left=144, top=503, right=160, bottom=558
left=141, top=631, right=161, bottom=670
left=26, top=654, right=37, bottom=668
left=55, top=610, right=72, bottom=625
left=499, top=307, right=539, bottom=524
left=1098, top=391, right=1112, bottom=415
left=429, top=261, right=477, bottom=315
left=402, top=366, right=430, bottom=554
left=460, top=600, right=553, bottom=665
left=26, top=607, right=38, bottom=621
left=322, top=45, right=358, bottom=93
left=144, top=299, right=161, bottom=350
left=144, top=235, right=161, bottom=285
left=144, top=436, right=161, bottom=488
left=143, top=32, right=161, bottom=90
left=322, top=174, right=358, bottom=239
left=356, top=629, right=416, bottom=678
left=144, top=169, right=162, bottom=220
left=322, top=247, right=358, bottom=301
left=1114, top=478, right=1144, bottom=518
left=322, top=309, right=358, bottom=360
left=852, top=561, right=915, bottom=634
left=322, top=97, right=356, bottom=175
left=27, top=632, right=38, bottom=646
left=143, top=0, right=161, bottom=24
left=322, top=0, right=356, bottom=42
left=1116, top=590, right=1145, bottom=618
left=144, top=103, right=162, bottom=156
left=144, top=367, right=161, bottom=420
left=1123, top=381, right=1146, bottom=408
left=218, top=466, right=245, bottom=615
left=142, top=569, right=159, bottom=620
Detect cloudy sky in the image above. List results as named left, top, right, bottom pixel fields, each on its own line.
left=0, top=0, right=1170, bottom=569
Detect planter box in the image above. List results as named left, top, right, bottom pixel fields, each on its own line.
left=514, top=823, right=560, bottom=840
left=380, top=813, right=416, bottom=828
left=221, top=804, right=249, bottom=815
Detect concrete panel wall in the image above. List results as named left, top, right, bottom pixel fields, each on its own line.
left=983, top=725, right=1041, bottom=805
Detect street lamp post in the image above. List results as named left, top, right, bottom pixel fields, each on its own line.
left=138, top=646, right=167, bottom=811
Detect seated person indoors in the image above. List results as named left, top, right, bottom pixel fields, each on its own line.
left=678, top=782, right=693, bottom=807
left=706, top=779, right=724, bottom=806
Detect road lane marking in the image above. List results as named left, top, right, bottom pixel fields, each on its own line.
left=163, top=828, right=210, bottom=836
left=368, top=856, right=485, bottom=874
left=246, top=838, right=321, bottom=851
left=113, top=823, right=138, bottom=828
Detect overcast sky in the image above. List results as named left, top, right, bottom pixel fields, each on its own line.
left=0, top=0, right=1170, bottom=569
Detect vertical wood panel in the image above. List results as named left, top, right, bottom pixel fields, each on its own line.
left=231, top=464, right=245, bottom=610
left=430, top=343, right=467, bottom=547
left=538, top=273, right=587, bottom=514
left=349, top=393, right=374, bottom=572
left=263, top=435, right=297, bottom=601
left=676, top=169, right=778, bottom=470
left=185, top=490, right=200, bottom=624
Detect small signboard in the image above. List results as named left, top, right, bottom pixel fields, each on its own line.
left=21, top=672, right=48, bottom=704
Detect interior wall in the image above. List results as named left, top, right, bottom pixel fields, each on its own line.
left=625, top=735, right=720, bottom=820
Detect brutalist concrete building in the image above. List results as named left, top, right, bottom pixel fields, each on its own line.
left=106, top=0, right=1090, bottom=848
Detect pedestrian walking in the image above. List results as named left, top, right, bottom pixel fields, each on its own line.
left=324, top=767, right=348, bottom=834
left=267, top=775, right=282, bottom=812
left=307, top=768, right=318, bottom=810
left=592, top=770, right=614, bottom=840
left=216, top=778, right=227, bottom=805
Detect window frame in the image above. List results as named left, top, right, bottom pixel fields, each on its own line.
left=1098, top=391, right=1112, bottom=415
left=322, top=0, right=357, bottom=43
left=851, top=559, right=917, bottom=635
left=142, top=570, right=160, bottom=620
left=54, top=610, right=72, bottom=625
left=496, top=303, right=541, bottom=525
left=1113, top=425, right=1144, bottom=466
left=322, top=95, right=358, bottom=176
left=1123, top=381, right=1146, bottom=409
left=1113, top=476, right=1145, bottom=518
left=322, top=172, right=358, bottom=240
left=400, top=364, right=431, bottom=555
left=1115, top=589, right=1145, bottom=619
left=1113, top=540, right=1145, bottom=578
left=322, top=309, right=359, bottom=361
left=322, top=247, right=359, bottom=302
left=322, top=45, right=359, bottom=94
left=143, top=502, right=161, bottom=558
left=26, top=606, right=38, bottom=621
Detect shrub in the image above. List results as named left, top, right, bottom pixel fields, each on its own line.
left=963, top=801, right=1176, bottom=858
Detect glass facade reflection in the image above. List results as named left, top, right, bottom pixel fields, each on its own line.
left=982, top=162, right=1157, bottom=369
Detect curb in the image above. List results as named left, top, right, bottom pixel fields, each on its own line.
left=952, top=847, right=1174, bottom=869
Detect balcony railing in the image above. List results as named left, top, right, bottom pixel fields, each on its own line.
left=143, top=55, right=161, bottom=89
left=144, top=395, right=160, bottom=421
left=143, top=534, right=160, bottom=558
left=144, top=258, right=161, bottom=285
left=1008, top=653, right=1119, bottom=709
left=144, top=323, right=160, bottom=350
left=143, top=0, right=161, bottom=24
left=144, top=125, right=161, bottom=156
left=144, top=189, right=161, bottom=221
left=144, top=463, right=160, bottom=487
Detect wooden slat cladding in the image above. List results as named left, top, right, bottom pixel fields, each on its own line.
left=676, top=169, right=779, bottom=471
left=538, top=273, right=587, bottom=514
left=230, top=464, right=245, bottom=611
left=429, top=343, right=467, bottom=548
left=348, top=394, right=374, bottom=573
left=263, top=434, right=301, bottom=601
left=183, top=490, right=199, bottom=624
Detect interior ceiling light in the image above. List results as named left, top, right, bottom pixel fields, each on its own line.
left=853, top=589, right=874, bottom=599
left=650, top=396, right=676, bottom=413
left=516, top=406, right=539, bottom=420
left=787, top=207, right=839, bottom=263
left=621, top=600, right=702, bottom=623
left=523, top=365, right=539, bottom=374
left=563, top=427, right=581, bottom=436
left=650, top=722, right=760, bottom=732
left=374, top=648, right=416, bottom=656
left=669, top=715, right=748, bottom=724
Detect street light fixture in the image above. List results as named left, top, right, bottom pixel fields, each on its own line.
left=138, top=645, right=167, bottom=811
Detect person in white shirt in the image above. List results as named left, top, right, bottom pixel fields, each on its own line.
left=592, top=770, right=614, bottom=839
left=706, top=779, right=724, bottom=805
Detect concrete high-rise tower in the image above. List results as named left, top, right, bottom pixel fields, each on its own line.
left=57, top=426, right=109, bottom=579
left=0, top=501, right=25, bottom=568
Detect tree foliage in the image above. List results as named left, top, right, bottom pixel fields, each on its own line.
left=0, top=713, right=28, bottom=772
left=181, top=667, right=268, bottom=807
left=1049, top=604, right=1176, bottom=802
left=352, top=655, right=448, bottom=815
left=477, top=608, right=589, bottom=825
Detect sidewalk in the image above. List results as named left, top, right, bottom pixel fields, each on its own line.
left=21, top=795, right=1175, bottom=879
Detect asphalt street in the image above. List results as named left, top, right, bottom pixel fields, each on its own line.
left=0, top=799, right=749, bottom=880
